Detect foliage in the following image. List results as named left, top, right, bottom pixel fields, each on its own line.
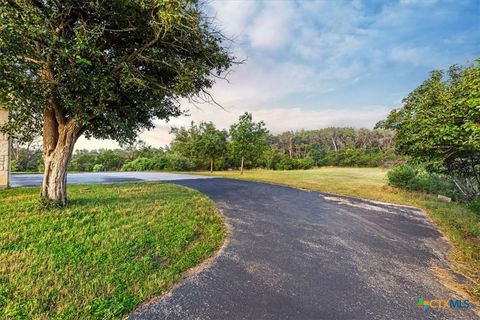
left=121, top=157, right=154, bottom=172
left=169, top=122, right=202, bottom=165
left=229, top=113, right=269, bottom=168
left=0, top=0, right=234, bottom=143
left=387, top=164, right=418, bottom=188
left=14, top=128, right=402, bottom=173
left=260, top=148, right=278, bottom=170
left=92, top=164, right=104, bottom=172
left=0, top=0, right=234, bottom=201
left=10, top=139, right=42, bottom=172
left=276, top=155, right=296, bottom=170
left=121, top=155, right=172, bottom=171
left=195, top=122, right=228, bottom=170
left=388, top=164, right=460, bottom=199
left=0, top=183, right=224, bottom=318
left=274, top=155, right=315, bottom=171
left=166, top=153, right=196, bottom=171
left=272, top=127, right=396, bottom=158
left=468, top=197, right=480, bottom=213
left=379, top=61, right=480, bottom=198
left=296, top=156, right=315, bottom=169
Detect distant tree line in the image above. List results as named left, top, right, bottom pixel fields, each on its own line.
left=11, top=112, right=401, bottom=173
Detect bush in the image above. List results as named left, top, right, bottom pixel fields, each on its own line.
left=275, top=155, right=295, bottom=170
left=10, top=159, right=18, bottom=172
left=122, top=157, right=152, bottom=171
left=468, top=197, right=480, bottom=213
left=410, top=172, right=459, bottom=198
left=387, top=164, right=417, bottom=188
left=149, top=155, right=169, bottom=170
left=296, top=156, right=315, bottom=169
left=165, top=153, right=196, bottom=171
left=388, top=165, right=461, bottom=199
left=92, top=164, right=104, bottom=172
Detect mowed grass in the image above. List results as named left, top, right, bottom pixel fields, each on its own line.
left=202, top=167, right=480, bottom=297
left=0, top=183, right=225, bottom=319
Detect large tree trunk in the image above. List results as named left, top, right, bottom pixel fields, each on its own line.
left=210, top=157, right=214, bottom=173
left=41, top=108, right=81, bottom=205
left=240, top=156, right=244, bottom=175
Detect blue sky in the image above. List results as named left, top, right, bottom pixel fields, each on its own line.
left=76, top=0, right=480, bottom=149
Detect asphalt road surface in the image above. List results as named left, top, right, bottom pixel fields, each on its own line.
left=10, top=173, right=476, bottom=319
left=10, top=171, right=216, bottom=187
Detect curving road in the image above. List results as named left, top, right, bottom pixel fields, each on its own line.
left=131, top=178, right=476, bottom=320
left=10, top=173, right=476, bottom=319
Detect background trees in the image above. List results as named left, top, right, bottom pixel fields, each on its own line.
left=230, top=113, right=269, bottom=174
left=11, top=125, right=400, bottom=173
left=379, top=61, right=480, bottom=198
left=0, top=0, right=234, bottom=204
left=196, top=122, right=228, bottom=172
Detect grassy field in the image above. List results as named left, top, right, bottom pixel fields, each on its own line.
left=202, top=167, right=480, bottom=297
left=0, top=183, right=225, bottom=319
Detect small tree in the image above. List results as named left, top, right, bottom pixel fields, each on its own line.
left=0, top=1, right=234, bottom=204
left=378, top=60, right=480, bottom=198
left=195, top=122, right=228, bottom=172
left=169, top=122, right=201, bottom=164
left=230, top=113, right=269, bottom=174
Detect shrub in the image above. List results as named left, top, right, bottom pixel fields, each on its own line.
left=10, top=159, right=18, bottom=172
left=388, top=164, right=461, bottom=199
left=468, top=197, right=480, bottom=214
left=296, top=156, right=315, bottom=169
left=92, top=164, right=104, bottom=172
left=165, top=153, right=196, bottom=171
left=148, top=155, right=169, bottom=170
left=387, top=164, right=417, bottom=188
left=122, top=157, right=152, bottom=171
left=275, top=155, right=295, bottom=170
left=409, top=172, right=459, bottom=198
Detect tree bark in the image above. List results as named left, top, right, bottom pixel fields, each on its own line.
left=210, top=157, right=214, bottom=173
left=240, top=156, right=244, bottom=175
left=288, top=136, right=293, bottom=158
left=41, top=109, right=81, bottom=205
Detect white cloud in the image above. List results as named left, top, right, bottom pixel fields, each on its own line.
left=390, top=47, right=424, bottom=64
left=247, top=1, right=296, bottom=50
left=400, top=0, right=438, bottom=5
left=73, top=0, right=478, bottom=150
left=209, top=0, right=258, bottom=39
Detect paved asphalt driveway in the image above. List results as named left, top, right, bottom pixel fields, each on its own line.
left=10, top=174, right=476, bottom=319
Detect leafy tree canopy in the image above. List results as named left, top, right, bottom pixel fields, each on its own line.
left=230, top=112, right=269, bottom=165
left=0, top=0, right=234, bottom=202
left=195, top=121, right=227, bottom=160
left=0, top=0, right=233, bottom=143
left=378, top=60, right=480, bottom=197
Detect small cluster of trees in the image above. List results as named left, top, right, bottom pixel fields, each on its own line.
left=10, top=138, right=42, bottom=172
left=148, top=112, right=269, bottom=173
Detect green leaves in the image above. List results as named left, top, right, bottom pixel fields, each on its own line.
left=0, top=0, right=234, bottom=144
left=380, top=60, right=480, bottom=197
left=230, top=112, right=269, bottom=164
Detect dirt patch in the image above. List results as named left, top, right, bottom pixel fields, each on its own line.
left=431, top=265, right=480, bottom=317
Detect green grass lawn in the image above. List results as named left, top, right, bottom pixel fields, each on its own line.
left=201, top=167, right=480, bottom=298
left=0, top=183, right=225, bottom=319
